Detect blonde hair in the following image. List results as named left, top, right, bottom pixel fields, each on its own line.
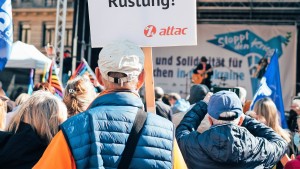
left=15, top=93, right=30, bottom=106
left=63, top=76, right=97, bottom=117
left=7, top=91, right=67, bottom=143
left=253, top=97, right=290, bottom=142
left=0, top=99, right=7, bottom=130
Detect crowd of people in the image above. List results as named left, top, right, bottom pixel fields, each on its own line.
left=0, top=40, right=300, bottom=169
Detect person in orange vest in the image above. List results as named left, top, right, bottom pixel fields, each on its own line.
left=34, top=40, right=186, bottom=169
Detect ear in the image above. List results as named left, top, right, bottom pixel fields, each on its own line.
left=208, top=116, right=213, bottom=125
left=95, top=67, right=104, bottom=86
left=136, top=70, right=145, bottom=90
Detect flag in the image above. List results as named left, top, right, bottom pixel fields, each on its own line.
left=0, top=0, right=13, bottom=71
left=27, top=68, right=34, bottom=95
left=70, top=58, right=97, bottom=80
left=250, top=49, right=287, bottom=128
left=48, top=61, right=63, bottom=98
left=42, top=63, right=49, bottom=83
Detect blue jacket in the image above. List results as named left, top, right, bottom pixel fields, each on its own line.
left=61, top=91, right=174, bottom=169
left=176, top=101, right=288, bottom=169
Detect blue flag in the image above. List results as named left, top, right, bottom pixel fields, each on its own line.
left=0, top=0, right=13, bottom=71
left=250, top=50, right=287, bottom=128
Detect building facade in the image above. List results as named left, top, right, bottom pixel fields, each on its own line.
left=12, top=0, right=74, bottom=53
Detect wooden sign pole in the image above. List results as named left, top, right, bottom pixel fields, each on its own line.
left=143, top=47, right=156, bottom=114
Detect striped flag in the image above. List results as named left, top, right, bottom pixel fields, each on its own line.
left=0, top=0, right=13, bottom=71
left=70, top=58, right=97, bottom=80
left=47, top=61, right=63, bottom=98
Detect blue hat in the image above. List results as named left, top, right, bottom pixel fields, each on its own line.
left=208, top=91, right=243, bottom=120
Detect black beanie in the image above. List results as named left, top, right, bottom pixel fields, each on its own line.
left=188, top=84, right=210, bottom=104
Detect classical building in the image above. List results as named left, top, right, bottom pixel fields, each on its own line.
left=12, top=0, right=74, bottom=52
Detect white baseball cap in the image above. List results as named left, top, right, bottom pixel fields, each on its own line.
left=97, top=40, right=144, bottom=86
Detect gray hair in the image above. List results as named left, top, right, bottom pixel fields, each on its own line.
left=168, top=93, right=181, bottom=101
left=210, top=112, right=240, bottom=125
left=102, top=72, right=139, bottom=91
left=154, top=87, right=164, bottom=99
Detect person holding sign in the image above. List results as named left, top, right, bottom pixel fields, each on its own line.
left=192, top=57, right=213, bottom=89
left=33, top=41, right=186, bottom=169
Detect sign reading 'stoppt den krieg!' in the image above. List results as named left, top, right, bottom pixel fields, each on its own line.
left=88, top=0, right=197, bottom=47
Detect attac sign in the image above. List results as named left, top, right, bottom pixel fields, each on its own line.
left=88, top=0, right=197, bottom=47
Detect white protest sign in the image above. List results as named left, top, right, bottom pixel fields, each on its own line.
left=88, top=0, right=197, bottom=47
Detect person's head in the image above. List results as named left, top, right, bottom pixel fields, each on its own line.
left=207, top=91, right=244, bottom=126
left=200, top=56, right=207, bottom=63
left=33, top=82, right=55, bottom=94
left=188, top=84, right=209, bottom=105
left=45, top=43, right=56, bottom=58
left=162, top=94, right=171, bottom=106
left=168, top=93, right=181, bottom=106
left=253, top=98, right=279, bottom=129
left=171, top=99, right=190, bottom=114
left=253, top=97, right=290, bottom=142
left=291, top=99, right=300, bottom=114
left=0, top=99, right=7, bottom=130
left=95, top=40, right=145, bottom=91
left=154, top=87, right=164, bottom=100
left=15, top=93, right=30, bottom=106
left=258, top=58, right=268, bottom=67
left=64, top=49, right=71, bottom=58
left=7, top=91, right=67, bottom=143
left=63, top=76, right=97, bottom=117
left=234, top=87, right=247, bottom=105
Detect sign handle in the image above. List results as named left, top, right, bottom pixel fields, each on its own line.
left=143, top=47, right=156, bottom=114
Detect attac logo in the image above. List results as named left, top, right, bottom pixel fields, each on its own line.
left=144, top=25, right=188, bottom=37
left=144, top=25, right=156, bottom=37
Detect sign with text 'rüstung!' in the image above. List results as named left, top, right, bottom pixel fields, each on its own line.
left=88, top=0, right=197, bottom=47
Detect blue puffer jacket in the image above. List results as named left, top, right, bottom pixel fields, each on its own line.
left=61, top=91, right=174, bottom=169
left=176, top=101, right=288, bottom=169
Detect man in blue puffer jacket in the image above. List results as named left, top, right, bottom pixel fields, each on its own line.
left=34, top=41, right=186, bottom=169
left=176, top=91, right=288, bottom=169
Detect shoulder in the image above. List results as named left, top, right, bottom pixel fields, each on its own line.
left=60, top=112, right=91, bottom=137
left=146, top=112, right=173, bottom=127
left=143, top=112, right=174, bottom=143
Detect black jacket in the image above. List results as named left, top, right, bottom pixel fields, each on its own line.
left=155, top=100, right=172, bottom=121
left=176, top=101, right=288, bottom=169
left=0, top=122, right=48, bottom=169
